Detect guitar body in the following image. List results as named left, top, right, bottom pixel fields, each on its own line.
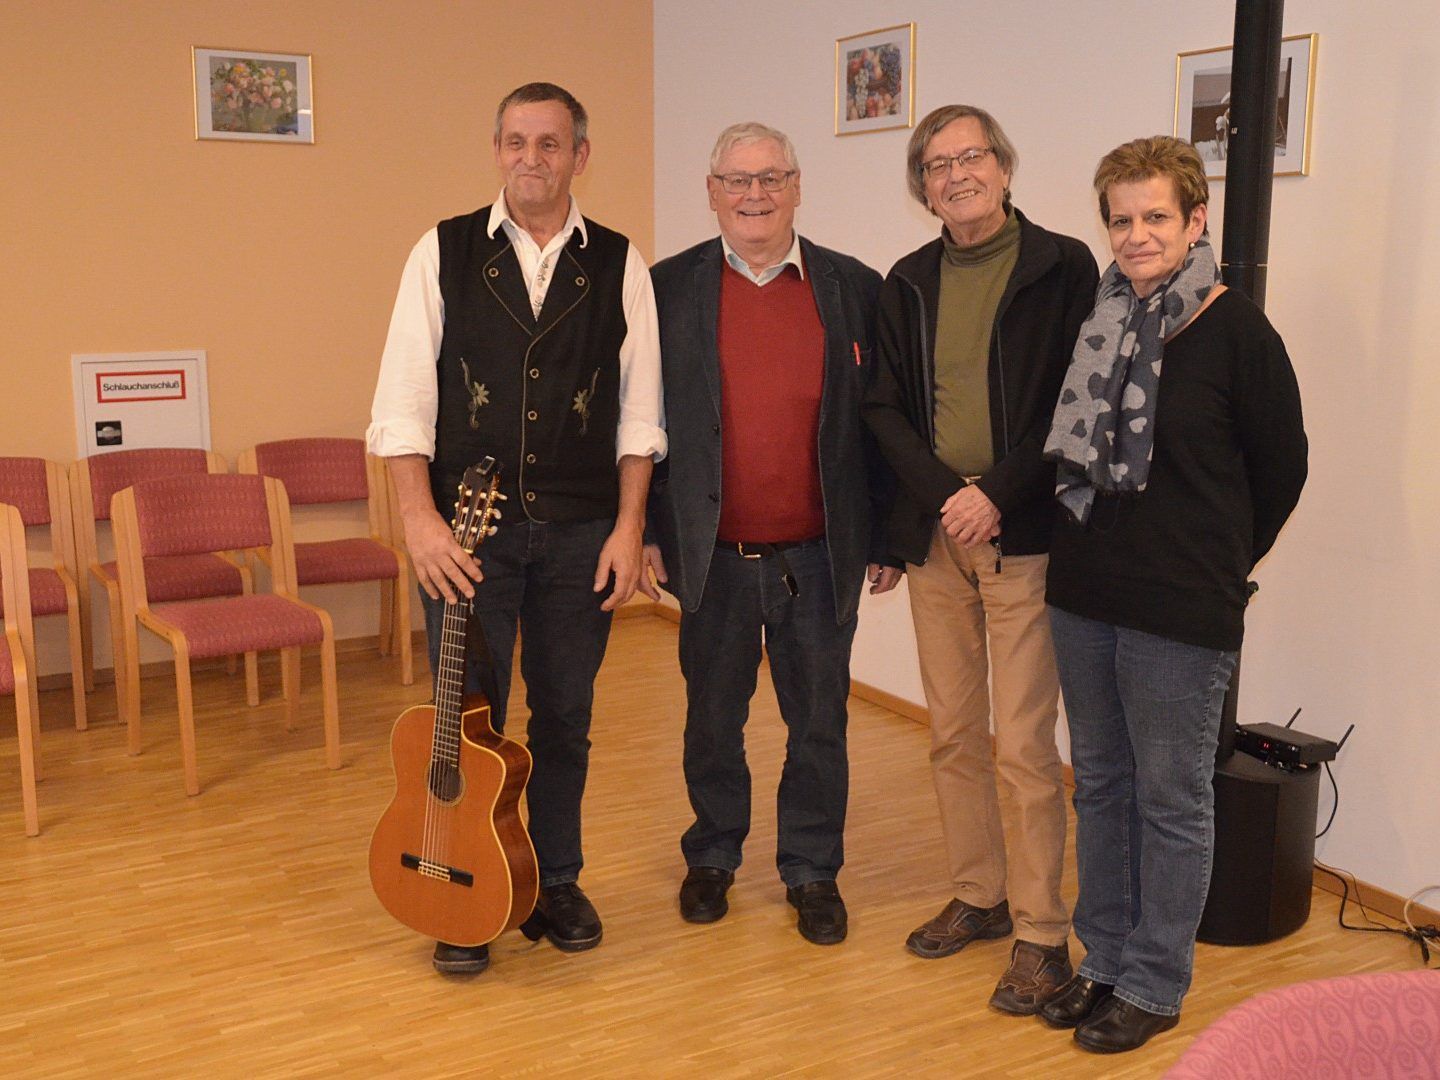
left=368, top=699, right=538, bottom=947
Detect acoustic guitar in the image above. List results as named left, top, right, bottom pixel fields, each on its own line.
left=368, top=457, right=539, bottom=947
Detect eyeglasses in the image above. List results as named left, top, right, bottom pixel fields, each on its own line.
left=710, top=170, right=797, bottom=194
left=919, top=148, right=995, bottom=179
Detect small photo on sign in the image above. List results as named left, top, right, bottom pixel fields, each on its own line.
left=95, top=421, right=124, bottom=447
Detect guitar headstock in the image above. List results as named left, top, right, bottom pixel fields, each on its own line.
left=452, top=457, right=505, bottom=555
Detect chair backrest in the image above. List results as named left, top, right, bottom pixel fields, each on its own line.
left=0, top=502, right=35, bottom=649
left=242, top=438, right=370, bottom=506
left=71, top=448, right=227, bottom=571
left=129, top=474, right=274, bottom=558
left=0, top=459, right=53, bottom=526
left=0, top=457, right=78, bottom=579
left=0, top=504, right=28, bottom=696
left=81, top=448, right=220, bottom=523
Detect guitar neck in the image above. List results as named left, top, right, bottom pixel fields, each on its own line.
left=432, top=597, right=471, bottom=766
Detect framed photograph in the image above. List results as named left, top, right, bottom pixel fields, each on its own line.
left=1174, top=33, right=1317, bottom=179
left=835, top=23, right=916, bottom=136
left=193, top=46, right=313, bottom=143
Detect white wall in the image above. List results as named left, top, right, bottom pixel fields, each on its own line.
left=655, top=0, right=1440, bottom=901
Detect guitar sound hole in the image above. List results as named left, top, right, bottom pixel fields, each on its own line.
left=427, top=761, right=465, bottom=803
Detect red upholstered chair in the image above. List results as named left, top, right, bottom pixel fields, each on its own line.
left=1, top=503, right=42, bottom=835
left=71, top=449, right=257, bottom=729
left=112, top=474, right=340, bottom=796
left=237, top=438, right=412, bottom=685
left=1164, top=970, right=1440, bottom=1078
left=0, top=457, right=86, bottom=731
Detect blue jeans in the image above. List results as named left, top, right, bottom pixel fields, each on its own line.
left=677, top=540, right=856, bottom=888
left=421, top=516, right=614, bottom=887
left=1048, top=606, right=1238, bottom=1015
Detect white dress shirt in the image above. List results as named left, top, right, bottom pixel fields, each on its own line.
left=719, top=230, right=805, bottom=287
left=367, top=190, right=666, bottom=463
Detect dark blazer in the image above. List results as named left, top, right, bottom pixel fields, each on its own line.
left=864, top=209, right=1099, bottom=566
left=648, top=236, right=891, bottom=623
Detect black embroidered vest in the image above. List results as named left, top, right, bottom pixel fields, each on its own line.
left=432, top=206, right=629, bottom=522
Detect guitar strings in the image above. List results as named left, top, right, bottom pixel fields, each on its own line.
left=421, top=599, right=469, bottom=877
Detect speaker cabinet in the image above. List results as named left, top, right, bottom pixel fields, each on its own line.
left=1197, top=751, right=1320, bottom=945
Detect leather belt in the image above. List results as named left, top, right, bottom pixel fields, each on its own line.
left=715, top=537, right=821, bottom=597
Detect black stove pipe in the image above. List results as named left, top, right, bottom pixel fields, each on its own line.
left=1216, top=0, right=1284, bottom=762
left=1219, top=0, right=1285, bottom=307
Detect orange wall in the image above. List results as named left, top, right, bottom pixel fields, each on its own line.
left=0, top=0, right=654, bottom=670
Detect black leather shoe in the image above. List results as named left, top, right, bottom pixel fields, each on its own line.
left=786, top=880, right=847, bottom=945
left=1074, top=996, right=1179, bottom=1053
left=432, top=941, right=489, bottom=975
left=520, top=882, right=603, bottom=952
left=1039, top=975, right=1115, bottom=1029
left=679, top=866, right=734, bottom=924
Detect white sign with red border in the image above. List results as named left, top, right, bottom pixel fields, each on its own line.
left=72, top=351, right=212, bottom=455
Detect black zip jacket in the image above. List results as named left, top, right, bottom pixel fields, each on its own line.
left=863, top=209, right=1099, bottom=565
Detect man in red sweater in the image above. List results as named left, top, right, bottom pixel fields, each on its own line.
left=643, top=123, right=899, bottom=944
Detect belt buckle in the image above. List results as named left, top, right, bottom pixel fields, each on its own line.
left=737, top=541, right=762, bottom=560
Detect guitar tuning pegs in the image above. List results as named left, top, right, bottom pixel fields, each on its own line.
left=494, top=491, right=508, bottom=501
left=487, top=526, right=498, bottom=536
left=490, top=508, right=502, bottom=520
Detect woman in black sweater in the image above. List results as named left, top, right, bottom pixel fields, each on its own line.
left=1037, top=137, right=1307, bottom=1054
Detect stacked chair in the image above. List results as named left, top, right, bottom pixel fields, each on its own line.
left=111, top=473, right=340, bottom=796
left=0, top=458, right=87, bottom=731
left=71, top=448, right=255, bottom=733
left=238, top=438, right=412, bottom=685
left=1, top=503, right=42, bottom=835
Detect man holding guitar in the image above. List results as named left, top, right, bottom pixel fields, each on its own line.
left=368, top=82, right=665, bottom=975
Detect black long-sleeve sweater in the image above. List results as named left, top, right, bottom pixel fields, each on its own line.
left=1045, top=288, right=1308, bottom=651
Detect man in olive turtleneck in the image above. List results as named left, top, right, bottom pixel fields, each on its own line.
left=864, top=105, right=1098, bottom=1016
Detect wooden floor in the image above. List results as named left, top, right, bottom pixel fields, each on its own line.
left=0, top=614, right=1422, bottom=1078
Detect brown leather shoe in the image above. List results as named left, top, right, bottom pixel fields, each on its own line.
left=988, top=939, right=1073, bottom=1015
left=905, top=897, right=1013, bottom=958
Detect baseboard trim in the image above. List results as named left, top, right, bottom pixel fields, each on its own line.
left=1311, top=866, right=1440, bottom=929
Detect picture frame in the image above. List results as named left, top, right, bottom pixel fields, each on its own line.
left=835, top=23, right=916, bottom=136
left=1174, top=33, right=1317, bottom=179
left=192, top=46, right=314, bottom=144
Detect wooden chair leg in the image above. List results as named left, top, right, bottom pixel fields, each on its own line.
left=175, top=649, right=201, bottom=796
left=65, top=608, right=88, bottom=731
left=245, top=651, right=259, bottom=708
left=320, top=638, right=340, bottom=770
left=77, top=588, right=96, bottom=695
left=28, top=674, right=43, bottom=784
left=377, top=579, right=393, bottom=658
left=280, top=647, right=300, bottom=732
left=13, top=670, right=39, bottom=836
left=105, top=580, right=128, bottom=725
left=124, top=611, right=144, bottom=755
left=396, top=576, right=413, bottom=686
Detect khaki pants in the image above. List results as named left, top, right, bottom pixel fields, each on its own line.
left=907, top=525, right=1069, bottom=946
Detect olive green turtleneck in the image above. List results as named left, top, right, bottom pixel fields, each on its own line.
left=933, top=210, right=1020, bottom=478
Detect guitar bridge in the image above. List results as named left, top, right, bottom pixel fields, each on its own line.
left=400, top=852, right=474, bottom=888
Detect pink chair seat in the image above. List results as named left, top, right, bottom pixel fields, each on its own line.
left=99, top=554, right=244, bottom=603
left=294, top=538, right=399, bottom=586
left=0, top=636, right=14, bottom=694
left=0, top=568, right=68, bottom=618
left=151, top=594, right=324, bottom=660
left=1165, top=970, right=1440, bottom=1078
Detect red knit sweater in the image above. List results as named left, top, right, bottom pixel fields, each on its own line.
left=715, top=263, right=826, bottom=542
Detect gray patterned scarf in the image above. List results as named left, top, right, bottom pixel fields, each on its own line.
left=1043, top=238, right=1220, bottom=524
